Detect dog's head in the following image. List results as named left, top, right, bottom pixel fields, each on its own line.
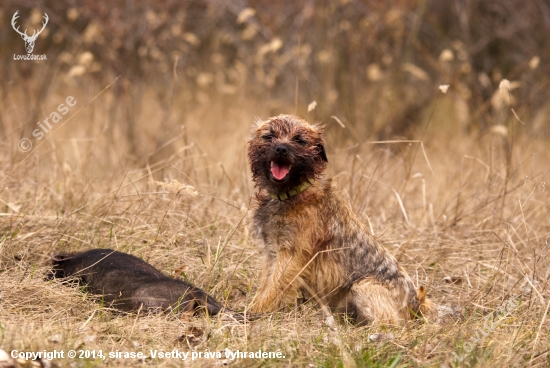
left=248, top=114, right=328, bottom=195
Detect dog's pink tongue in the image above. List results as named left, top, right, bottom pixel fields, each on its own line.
left=271, top=162, right=290, bottom=180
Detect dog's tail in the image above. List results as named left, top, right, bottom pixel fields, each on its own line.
left=417, top=286, right=437, bottom=319
left=417, top=286, right=460, bottom=322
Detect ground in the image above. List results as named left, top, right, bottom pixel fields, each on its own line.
left=0, top=79, right=549, bottom=368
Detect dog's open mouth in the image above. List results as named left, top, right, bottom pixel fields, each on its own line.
left=270, top=161, right=292, bottom=181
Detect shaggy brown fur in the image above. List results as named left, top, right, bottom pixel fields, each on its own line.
left=248, top=114, right=436, bottom=324
left=49, top=249, right=248, bottom=321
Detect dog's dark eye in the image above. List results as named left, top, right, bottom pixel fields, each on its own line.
left=262, top=134, right=274, bottom=141
left=294, top=136, right=307, bottom=145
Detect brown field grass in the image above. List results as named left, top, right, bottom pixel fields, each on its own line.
left=0, top=78, right=549, bottom=368
left=1, top=2, right=550, bottom=367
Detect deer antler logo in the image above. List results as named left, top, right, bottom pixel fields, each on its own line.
left=11, top=11, right=49, bottom=54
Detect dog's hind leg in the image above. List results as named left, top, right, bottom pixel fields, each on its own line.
left=347, top=279, right=412, bottom=325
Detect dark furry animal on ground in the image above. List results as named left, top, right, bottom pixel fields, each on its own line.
left=50, top=248, right=246, bottom=320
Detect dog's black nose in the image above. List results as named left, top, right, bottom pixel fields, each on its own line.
left=275, top=145, right=288, bottom=155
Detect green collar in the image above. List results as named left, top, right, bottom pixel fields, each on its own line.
left=270, top=178, right=315, bottom=201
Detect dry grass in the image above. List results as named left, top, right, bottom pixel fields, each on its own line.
left=1, top=3, right=549, bottom=365
left=0, top=79, right=548, bottom=368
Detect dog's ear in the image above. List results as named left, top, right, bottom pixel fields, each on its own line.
left=313, top=124, right=328, bottom=162
left=253, top=117, right=264, bottom=129
left=250, top=117, right=265, bottom=139
left=317, top=142, right=328, bottom=162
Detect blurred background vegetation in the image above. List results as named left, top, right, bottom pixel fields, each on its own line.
left=2, top=0, right=549, bottom=151
left=1, top=0, right=549, bottom=205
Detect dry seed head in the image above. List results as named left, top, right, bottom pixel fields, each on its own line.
left=402, top=63, right=429, bottom=81
left=237, top=8, right=256, bottom=24
left=439, top=49, right=454, bottom=62
left=490, top=125, right=508, bottom=136
left=438, top=84, right=450, bottom=94
left=529, top=56, right=540, bottom=70
left=155, top=179, right=198, bottom=196
left=367, top=64, right=383, bottom=81
left=499, top=79, right=511, bottom=91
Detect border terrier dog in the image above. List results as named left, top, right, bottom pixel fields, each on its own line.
left=248, top=114, right=436, bottom=324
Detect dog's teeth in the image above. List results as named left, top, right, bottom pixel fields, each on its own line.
left=289, top=165, right=292, bottom=170
left=270, top=161, right=274, bottom=167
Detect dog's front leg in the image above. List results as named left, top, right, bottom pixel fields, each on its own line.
left=252, top=251, right=304, bottom=312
